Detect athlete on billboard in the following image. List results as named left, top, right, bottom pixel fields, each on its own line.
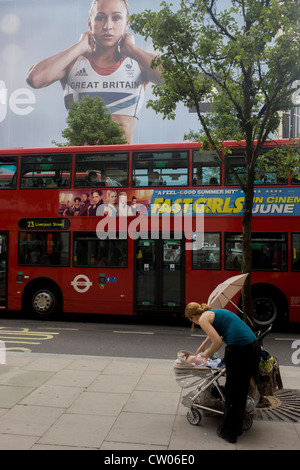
left=26, top=0, right=163, bottom=143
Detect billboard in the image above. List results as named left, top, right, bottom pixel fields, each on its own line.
left=0, top=0, right=199, bottom=149
left=58, top=187, right=300, bottom=218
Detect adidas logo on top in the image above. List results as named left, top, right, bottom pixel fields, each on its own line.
left=75, top=68, right=88, bottom=76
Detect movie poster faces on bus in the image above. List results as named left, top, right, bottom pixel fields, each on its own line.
left=59, top=189, right=152, bottom=217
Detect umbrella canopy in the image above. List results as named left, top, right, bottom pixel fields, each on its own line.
left=208, top=273, right=249, bottom=309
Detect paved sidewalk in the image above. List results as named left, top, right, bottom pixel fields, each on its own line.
left=0, top=352, right=299, bottom=450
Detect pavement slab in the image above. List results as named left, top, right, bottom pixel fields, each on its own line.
left=0, top=352, right=298, bottom=451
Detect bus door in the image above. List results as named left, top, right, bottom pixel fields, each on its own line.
left=134, top=238, right=185, bottom=313
left=0, top=233, right=8, bottom=309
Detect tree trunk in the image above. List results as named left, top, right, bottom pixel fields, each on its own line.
left=242, top=154, right=255, bottom=329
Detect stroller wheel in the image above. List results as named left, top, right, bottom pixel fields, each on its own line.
left=242, top=412, right=253, bottom=431
left=187, top=408, right=202, bottom=426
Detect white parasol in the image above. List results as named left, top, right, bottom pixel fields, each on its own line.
left=207, top=273, right=254, bottom=326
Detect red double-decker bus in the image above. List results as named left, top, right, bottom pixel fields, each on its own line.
left=0, top=139, right=299, bottom=327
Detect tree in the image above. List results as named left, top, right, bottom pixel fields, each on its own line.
left=54, top=96, right=128, bottom=146
left=131, top=0, right=300, bottom=325
left=257, top=143, right=300, bottom=182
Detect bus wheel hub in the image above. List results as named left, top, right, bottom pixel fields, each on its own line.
left=33, top=292, right=53, bottom=312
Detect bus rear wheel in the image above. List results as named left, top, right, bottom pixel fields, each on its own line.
left=252, top=286, right=287, bottom=329
left=253, top=296, right=278, bottom=327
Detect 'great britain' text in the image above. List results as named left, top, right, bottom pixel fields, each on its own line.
left=70, top=81, right=140, bottom=90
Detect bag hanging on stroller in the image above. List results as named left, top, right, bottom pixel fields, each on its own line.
left=255, top=325, right=283, bottom=400
left=256, top=347, right=283, bottom=397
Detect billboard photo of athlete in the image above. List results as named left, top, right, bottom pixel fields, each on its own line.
left=26, top=0, right=163, bottom=143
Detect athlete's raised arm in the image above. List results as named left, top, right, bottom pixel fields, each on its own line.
left=26, top=32, right=95, bottom=89
left=118, top=33, right=163, bottom=85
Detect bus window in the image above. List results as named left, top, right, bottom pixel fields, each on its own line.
left=73, top=232, right=128, bottom=267
left=18, top=232, right=70, bottom=266
left=225, top=151, right=288, bottom=185
left=225, top=232, right=287, bottom=271
left=75, top=153, right=129, bottom=187
left=225, top=154, right=246, bottom=185
left=132, top=151, right=188, bottom=187
left=292, top=233, right=300, bottom=271
left=0, top=156, right=17, bottom=188
left=192, top=151, right=220, bottom=186
left=20, top=155, right=72, bottom=188
left=192, top=232, right=221, bottom=269
left=252, top=233, right=287, bottom=271
left=291, top=168, right=300, bottom=185
left=225, top=233, right=243, bottom=269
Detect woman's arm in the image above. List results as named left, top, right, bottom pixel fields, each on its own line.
left=198, top=312, right=223, bottom=359
left=119, top=33, right=163, bottom=85
left=195, top=336, right=211, bottom=355
left=26, top=32, right=94, bottom=89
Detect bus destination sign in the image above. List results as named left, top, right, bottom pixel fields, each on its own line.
left=19, top=218, right=70, bottom=230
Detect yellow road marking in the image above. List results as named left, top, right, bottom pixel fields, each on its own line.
left=113, top=330, right=154, bottom=335
left=0, top=327, right=60, bottom=348
left=0, top=341, right=41, bottom=345
left=37, top=327, right=78, bottom=331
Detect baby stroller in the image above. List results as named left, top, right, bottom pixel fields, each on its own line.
left=174, top=324, right=274, bottom=431
left=174, top=350, right=258, bottom=431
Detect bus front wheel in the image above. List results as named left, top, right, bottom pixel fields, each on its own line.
left=25, top=282, right=61, bottom=319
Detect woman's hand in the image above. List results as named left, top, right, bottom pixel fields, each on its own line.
left=197, top=353, right=208, bottom=366
left=195, top=336, right=211, bottom=356
left=117, top=33, right=163, bottom=85
left=195, top=344, right=205, bottom=355
left=78, top=32, right=97, bottom=55
left=117, top=33, right=135, bottom=57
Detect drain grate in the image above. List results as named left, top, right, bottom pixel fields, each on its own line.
left=254, top=389, right=300, bottom=423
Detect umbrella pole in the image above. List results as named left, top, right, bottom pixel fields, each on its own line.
left=222, top=294, right=254, bottom=328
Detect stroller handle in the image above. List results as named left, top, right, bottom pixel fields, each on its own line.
left=256, top=324, right=272, bottom=344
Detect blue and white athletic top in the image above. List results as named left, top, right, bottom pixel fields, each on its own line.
left=64, top=56, right=145, bottom=118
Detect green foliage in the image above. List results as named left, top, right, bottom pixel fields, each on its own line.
left=131, top=0, right=300, bottom=319
left=184, top=98, right=243, bottom=145
left=131, top=0, right=300, bottom=155
left=53, top=96, right=128, bottom=146
left=257, top=139, right=300, bottom=180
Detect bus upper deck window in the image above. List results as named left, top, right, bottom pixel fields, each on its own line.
left=192, top=150, right=220, bottom=186
left=132, top=151, right=188, bottom=187
left=20, top=154, right=72, bottom=188
left=0, top=156, right=17, bottom=188
left=75, top=153, right=129, bottom=188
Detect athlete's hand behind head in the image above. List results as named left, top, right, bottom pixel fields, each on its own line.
left=78, top=32, right=96, bottom=55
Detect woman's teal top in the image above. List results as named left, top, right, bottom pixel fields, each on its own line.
left=212, top=309, right=256, bottom=346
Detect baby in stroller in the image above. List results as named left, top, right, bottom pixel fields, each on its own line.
left=186, top=353, right=223, bottom=369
